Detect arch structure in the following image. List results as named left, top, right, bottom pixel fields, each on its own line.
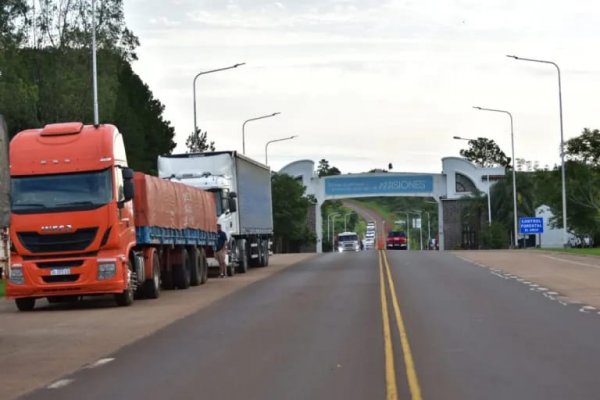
left=279, top=157, right=505, bottom=252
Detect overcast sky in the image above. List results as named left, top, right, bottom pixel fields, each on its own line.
left=123, top=0, right=600, bottom=174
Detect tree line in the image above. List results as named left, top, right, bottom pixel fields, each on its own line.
left=459, top=130, right=600, bottom=247
left=0, top=1, right=175, bottom=174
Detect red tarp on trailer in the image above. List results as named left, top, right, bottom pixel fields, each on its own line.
left=133, top=172, right=217, bottom=232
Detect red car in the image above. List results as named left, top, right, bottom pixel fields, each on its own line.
left=386, top=231, right=407, bottom=250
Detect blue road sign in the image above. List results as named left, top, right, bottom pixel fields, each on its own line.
left=519, top=217, right=544, bottom=234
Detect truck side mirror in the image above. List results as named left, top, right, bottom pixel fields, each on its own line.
left=122, top=168, right=135, bottom=203
left=228, top=198, right=237, bottom=213
left=122, top=167, right=134, bottom=181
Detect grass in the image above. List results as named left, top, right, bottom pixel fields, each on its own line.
left=537, top=247, right=600, bottom=256
left=0, top=279, right=5, bottom=297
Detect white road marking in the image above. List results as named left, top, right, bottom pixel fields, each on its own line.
left=457, top=254, right=600, bottom=316
left=85, top=357, right=115, bottom=369
left=542, top=254, right=600, bottom=270
left=579, top=306, right=596, bottom=313
left=47, top=379, right=74, bottom=389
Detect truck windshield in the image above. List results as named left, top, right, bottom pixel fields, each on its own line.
left=338, top=234, right=358, bottom=242
left=11, top=169, right=113, bottom=214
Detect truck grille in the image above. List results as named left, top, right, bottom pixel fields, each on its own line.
left=42, top=275, right=80, bottom=283
left=17, top=228, right=98, bottom=253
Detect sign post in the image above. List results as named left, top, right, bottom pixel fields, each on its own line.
left=519, top=217, right=544, bottom=248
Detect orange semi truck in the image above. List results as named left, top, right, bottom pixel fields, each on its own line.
left=6, top=122, right=217, bottom=311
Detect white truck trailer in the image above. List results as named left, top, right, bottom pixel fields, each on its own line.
left=0, top=116, right=10, bottom=279
left=158, top=151, right=273, bottom=275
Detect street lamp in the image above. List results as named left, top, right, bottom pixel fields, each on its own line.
left=265, top=135, right=298, bottom=165
left=327, top=213, right=340, bottom=252
left=193, top=63, right=245, bottom=135
left=453, top=135, right=492, bottom=225
left=242, top=112, right=281, bottom=155
left=394, top=210, right=411, bottom=250
left=331, top=214, right=341, bottom=252
left=507, top=55, right=567, bottom=247
left=473, top=106, right=518, bottom=248
left=424, top=211, right=431, bottom=249
left=343, top=212, right=355, bottom=232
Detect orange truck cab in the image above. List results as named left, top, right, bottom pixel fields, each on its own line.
left=7, top=122, right=217, bottom=311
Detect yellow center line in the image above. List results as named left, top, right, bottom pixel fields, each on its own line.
left=383, top=250, right=423, bottom=400
left=379, top=250, right=398, bottom=400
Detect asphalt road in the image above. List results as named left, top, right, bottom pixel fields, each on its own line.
left=19, top=250, right=600, bottom=400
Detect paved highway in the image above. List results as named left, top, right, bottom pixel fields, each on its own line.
left=19, top=250, right=600, bottom=400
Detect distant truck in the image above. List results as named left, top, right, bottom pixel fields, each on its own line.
left=7, top=122, right=217, bottom=311
left=386, top=231, right=408, bottom=250
left=158, top=151, right=273, bottom=274
left=0, top=115, right=9, bottom=279
left=336, top=232, right=361, bottom=252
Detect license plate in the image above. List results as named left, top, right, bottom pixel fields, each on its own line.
left=50, top=268, right=71, bottom=276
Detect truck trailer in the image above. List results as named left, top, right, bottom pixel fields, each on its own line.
left=158, top=151, right=273, bottom=275
left=6, top=122, right=217, bottom=311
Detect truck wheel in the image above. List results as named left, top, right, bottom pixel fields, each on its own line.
left=15, top=297, right=36, bottom=311
left=235, top=242, right=247, bottom=274
left=200, top=250, right=208, bottom=284
left=262, top=241, right=270, bottom=267
left=143, top=253, right=161, bottom=299
left=189, top=247, right=201, bottom=286
left=115, top=262, right=135, bottom=307
left=174, top=248, right=191, bottom=289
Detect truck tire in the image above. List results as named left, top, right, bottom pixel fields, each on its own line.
left=115, top=262, right=135, bottom=307
left=143, top=252, right=161, bottom=299
left=15, top=297, right=36, bottom=311
left=189, top=247, right=201, bottom=286
left=262, top=241, right=270, bottom=267
left=228, top=239, right=238, bottom=276
left=174, top=248, right=191, bottom=289
left=200, top=249, right=208, bottom=284
left=235, top=241, right=247, bottom=274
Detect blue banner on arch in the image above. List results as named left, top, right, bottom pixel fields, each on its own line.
left=325, top=175, right=434, bottom=196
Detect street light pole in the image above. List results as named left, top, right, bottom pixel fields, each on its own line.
left=507, top=55, right=567, bottom=247
left=343, top=212, right=355, bottom=232
left=453, top=135, right=492, bottom=225
left=327, top=213, right=340, bottom=252
left=395, top=210, right=411, bottom=250
left=265, top=135, right=297, bottom=165
left=332, top=214, right=340, bottom=252
left=425, top=211, right=431, bottom=249
left=473, top=106, right=518, bottom=248
left=91, top=0, right=99, bottom=125
left=243, top=112, right=281, bottom=155
left=193, top=63, right=245, bottom=135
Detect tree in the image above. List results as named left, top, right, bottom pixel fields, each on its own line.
left=566, top=128, right=600, bottom=166
left=271, top=173, right=315, bottom=252
left=459, top=137, right=511, bottom=168
left=0, top=0, right=28, bottom=47
left=185, top=127, right=215, bottom=153
left=317, top=158, right=341, bottom=177
left=29, top=0, right=138, bottom=60
left=0, top=1, right=176, bottom=174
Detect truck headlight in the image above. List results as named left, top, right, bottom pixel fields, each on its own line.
left=97, top=260, right=117, bottom=280
left=9, top=264, right=24, bottom=285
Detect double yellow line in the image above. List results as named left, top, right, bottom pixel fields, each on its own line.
left=379, top=250, right=423, bottom=400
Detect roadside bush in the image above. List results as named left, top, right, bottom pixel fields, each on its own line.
left=480, top=222, right=510, bottom=249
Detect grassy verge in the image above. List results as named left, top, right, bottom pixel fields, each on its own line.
left=537, top=247, right=600, bottom=256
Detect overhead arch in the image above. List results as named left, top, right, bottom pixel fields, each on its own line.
left=279, top=157, right=505, bottom=252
